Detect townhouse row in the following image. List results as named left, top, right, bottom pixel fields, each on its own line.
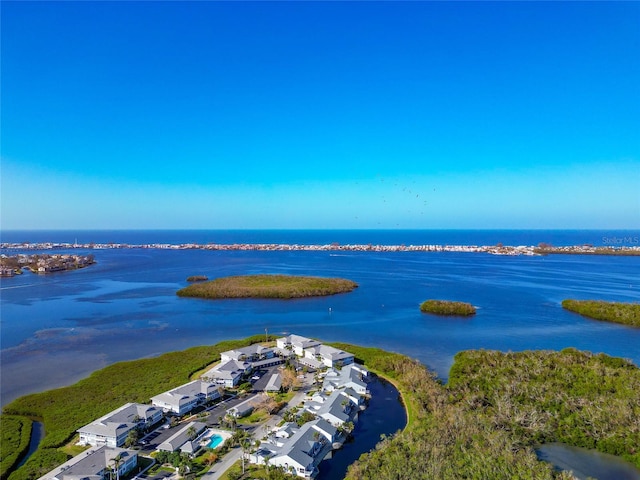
left=39, top=335, right=367, bottom=480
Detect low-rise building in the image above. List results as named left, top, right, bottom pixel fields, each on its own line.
left=322, top=364, right=369, bottom=395
left=78, top=403, right=163, bottom=447
left=251, top=419, right=335, bottom=478
left=38, top=446, right=137, bottom=480
left=151, top=380, right=222, bottom=415
left=202, top=359, right=250, bottom=388
left=276, top=335, right=321, bottom=357
left=305, top=390, right=358, bottom=427
left=226, top=395, right=260, bottom=418
left=157, top=421, right=207, bottom=455
left=303, top=345, right=354, bottom=368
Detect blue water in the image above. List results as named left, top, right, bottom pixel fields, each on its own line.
left=1, top=230, right=639, bottom=406
left=208, top=434, right=224, bottom=449
left=316, top=375, right=406, bottom=480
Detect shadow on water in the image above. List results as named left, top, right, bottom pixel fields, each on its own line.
left=17, top=421, right=44, bottom=468
left=536, top=443, right=640, bottom=480
left=316, top=375, right=407, bottom=480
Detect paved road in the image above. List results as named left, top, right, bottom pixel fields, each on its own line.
left=200, top=375, right=315, bottom=480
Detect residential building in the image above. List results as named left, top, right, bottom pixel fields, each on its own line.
left=38, top=446, right=137, bottom=480
left=322, top=364, right=369, bottom=395
left=276, top=335, right=321, bottom=357
left=157, top=421, right=207, bottom=455
left=251, top=419, right=335, bottom=478
left=226, top=395, right=260, bottom=418
left=78, top=403, right=163, bottom=447
left=151, top=380, right=221, bottom=415
left=303, top=345, right=354, bottom=368
left=220, top=344, right=275, bottom=363
left=202, top=359, right=250, bottom=388
left=305, top=390, right=357, bottom=427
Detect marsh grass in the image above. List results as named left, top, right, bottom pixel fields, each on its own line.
left=176, top=274, right=358, bottom=299
left=562, top=299, right=640, bottom=327
left=419, top=299, right=476, bottom=316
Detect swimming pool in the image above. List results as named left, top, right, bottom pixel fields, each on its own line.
left=207, top=434, right=224, bottom=449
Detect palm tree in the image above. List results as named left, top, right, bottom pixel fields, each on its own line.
left=186, top=425, right=197, bottom=441
left=109, top=454, right=123, bottom=480
left=124, top=429, right=139, bottom=448
left=240, top=437, right=252, bottom=474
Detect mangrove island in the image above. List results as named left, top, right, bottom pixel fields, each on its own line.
left=420, top=299, right=477, bottom=316
left=562, top=299, right=640, bottom=327
left=176, top=274, right=358, bottom=299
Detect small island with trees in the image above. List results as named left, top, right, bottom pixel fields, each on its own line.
left=420, top=299, right=477, bottom=316
left=176, top=274, right=358, bottom=299
left=562, top=299, right=640, bottom=327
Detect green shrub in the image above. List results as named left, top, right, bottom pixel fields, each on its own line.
left=0, top=416, right=32, bottom=480
left=419, top=299, right=476, bottom=316
left=562, top=299, right=640, bottom=327
left=176, top=274, right=358, bottom=299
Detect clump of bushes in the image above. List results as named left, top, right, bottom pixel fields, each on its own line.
left=344, top=346, right=640, bottom=479
left=0, top=416, right=32, bottom=479
left=177, top=274, right=358, bottom=299
left=562, top=299, right=640, bottom=327
left=420, top=299, right=476, bottom=316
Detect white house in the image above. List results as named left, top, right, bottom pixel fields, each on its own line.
left=157, top=421, right=207, bottom=455
left=305, top=390, right=357, bottom=427
left=202, top=359, right=250, bottom=388
left=322, top=364, right=369, bottom=395
left=226, top=395, right=261, bottom=418
left=78, top=403, right=163, bottom=447
left=277, top=335, right=321, bottom=357
left=151, top=380, right=222, bottom=415
left=220, top=344, right=276, bottom=363
left=38, top=446, right=137, bottom=480
left=251, top=419, right=334, bottom=478
left=303, top=345, right=354, bottom=368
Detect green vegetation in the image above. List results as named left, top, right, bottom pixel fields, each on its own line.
left=176, top=274, right=358, bottom=299
left=1, top=335, right=274, bottom=480
left=329, top=344, right=640, bottom=479
left=5, top=337, right=640, bottom=480
left=419, top=299, right=476, bottom=316
left=0, top=416, right=32, bottom=480
left=562, top=299, right=640, bottom=327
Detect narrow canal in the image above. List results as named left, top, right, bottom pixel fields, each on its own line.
left=316, top=375, right=407, bottom=480
left=17, top=421, right=44, bottom=468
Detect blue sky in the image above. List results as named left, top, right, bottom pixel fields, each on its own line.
left=2, top=1, right=639, bottom=230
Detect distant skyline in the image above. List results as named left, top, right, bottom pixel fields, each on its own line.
left=2, top=1, right=639, bottom=230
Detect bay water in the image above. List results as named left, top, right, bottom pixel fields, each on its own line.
left=1, top=229, right=639, bottom=407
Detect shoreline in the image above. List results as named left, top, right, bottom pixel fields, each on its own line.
left=2, top=241, right=639, bottom=256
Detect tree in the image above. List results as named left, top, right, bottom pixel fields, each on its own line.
left=281, top=368, right=299, bottom=392
left=109, top=454, right=123, bottom=480
left=124, top=428, right=139, bottom=448
left=240, top=437, right=253, bottom=474
left=202, top=451, right=218, bottom=466
left=186, top=425, right=197, bottom=441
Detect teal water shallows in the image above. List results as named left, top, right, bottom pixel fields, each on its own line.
left=208, top=435, right=224, bottom=449
left=315, top=375, right=407, bottom=480
left=536, top=443, right=640, bottom=480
